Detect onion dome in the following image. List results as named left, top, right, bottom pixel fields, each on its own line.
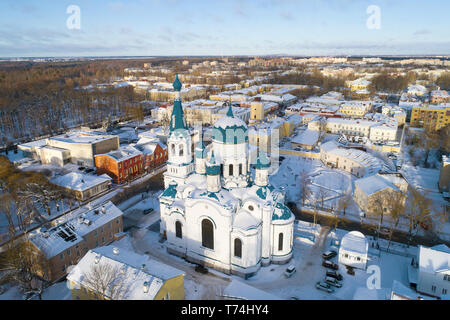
left=212, top=103, right=248, bottom=144
left=206, top=151, right=220, bottom=176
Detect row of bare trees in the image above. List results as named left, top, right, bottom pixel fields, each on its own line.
left=0, top=156, right=61, bottom=293
left=297, top=167, right=448, bottom=248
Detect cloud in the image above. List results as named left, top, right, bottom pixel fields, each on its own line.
left=413, top=29, right=431, bottom=36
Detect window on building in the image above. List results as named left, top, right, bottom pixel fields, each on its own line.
left=175, top=221, right=182, bottom=239
left=229, top=164, right=233, bottom=176
left=278, top=233, right=283, bottom=251
left=60, top=253, right=64, bottom=260
left=234, top=238, right=242, bottom=258
left=201, top=219, right=214, bottom=250
left=179, top=145, right=184, bottom=156
left=432, top=285, right=436, bottom=292
left=239, top=164, right=243, bottom=175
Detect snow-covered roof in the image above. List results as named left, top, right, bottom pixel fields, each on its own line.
left=49, top=132, right=118, bottom=145
left=223, top=280, right=282, bottom=300
left=419, top=244, right=450, bottom=273
left=355, top=174, right=400, bottom=196
left=340, top=231, right=368, bottom=255
left=67, top=245, right=184, bottom=300
left=29, top=201, right=123, bottom=258
left=50, top=172, right=112, bottom=191
left=102, top=145, right=142, bottom=162
left=291, top=129, right=319, bottom=147
left=233, top=210, right=261, bottom=231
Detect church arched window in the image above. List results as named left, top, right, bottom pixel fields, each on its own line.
left=234, top=238, right=242, bottom=258
left=229, top=164, right=233, bottom=176
left=171, top=144, right=175, bottom=155
left=179, top=144, right=184, bottom=156
left=201, top=219, right=214, bottom=250
left=175, top=221, right=182, bottom=239
left=278, top=233, right=283, bottom=251
left=239, top=164, right=243, bottom=175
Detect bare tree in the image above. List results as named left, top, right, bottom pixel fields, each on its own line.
left=405, top=187, right=433, bottom=244
left=384, top=191, right=406, bottom=250
left=81, top=262, right=132, bottom=300
left=298, top=169, right=311, bottom=207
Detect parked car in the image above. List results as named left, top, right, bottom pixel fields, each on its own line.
left=315, top=281, right=334, bottom=293
left=346, top=266, right=355, bottom=275
left=326, top=270, right=343, bottom=281
left=325, top=276, right=342, bottom=288
left=379, top=227, right=391, bottom=236
left=322, top=250, right=337, bottom=260
left=284, top=265, right=296, bottom=278
left=143, top=208, right=154, bottom=215
left=322, top=260, right=339, bottom=270
left=195, top=265, right=208, bottom=274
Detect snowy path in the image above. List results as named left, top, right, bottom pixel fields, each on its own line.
left=250, top=226, right=331, bottom=297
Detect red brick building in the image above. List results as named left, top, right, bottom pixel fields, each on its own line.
left=94, top=146, right=144, bottom=184
left=134, top=142, right=168, bottom=173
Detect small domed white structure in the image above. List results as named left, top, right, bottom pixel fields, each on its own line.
left=338, top=231, right=368, bottom=270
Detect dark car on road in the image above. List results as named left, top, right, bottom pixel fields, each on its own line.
left=322, top=260, right=339, bottom=270
left=325, top=276, right=342, bottom=288
left=195, top=265, right=208, bottom=274
left=143, top=208, right=154, bottom=215
left=322, top=250, right=337, bottom=260
left=326, top=270, right=343, bottom=281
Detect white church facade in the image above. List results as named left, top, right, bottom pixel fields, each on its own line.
left=159, top=75, right=295, bottom=278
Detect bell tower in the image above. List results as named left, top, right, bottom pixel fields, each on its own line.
left=164, top=74, right=194, bottom=188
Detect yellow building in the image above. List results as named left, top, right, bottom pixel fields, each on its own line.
left=339, top=101, right=372, bottom=117
left=67, top=245, right=185, bottom=300
left=410, top=105, right=450, bottom=131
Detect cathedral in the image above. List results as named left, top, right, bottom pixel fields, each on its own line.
left=159, top=75, right=295, bottom=278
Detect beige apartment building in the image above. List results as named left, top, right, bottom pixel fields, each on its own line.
left=354, top=173, right=407, bottom=216
left=320, top=141, right=381, bottom=178
left=28, top=201, right=124, bottom=282
left=339, top=101, right=372, bottom=118
left=46, top=132, right=120, bottom=168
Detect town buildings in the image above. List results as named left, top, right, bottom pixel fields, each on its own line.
left=320, top=141, right=381, bottom=178
left=410, top=104, right=450, bottom=132
left=27, top=201, right=124, bottom=282
left=415, top=244, right=450, bottom=299
left=50, top=172, right=112, bottom=202
left=94, top=145, right=144, bottom=184
left=67, top=245, right=185, bottom=300
left=338, top=231, right=369, bottom=270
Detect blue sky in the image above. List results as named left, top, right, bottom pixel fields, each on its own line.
left=0, top=0, right=449, bottom=57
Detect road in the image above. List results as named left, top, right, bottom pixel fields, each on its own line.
left=250, top=226, right=331, bottom=295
